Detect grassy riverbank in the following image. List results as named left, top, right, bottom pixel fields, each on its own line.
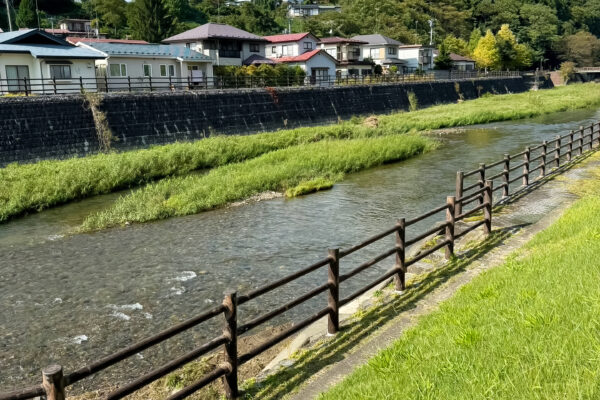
left=81, top=135, right=433, bottom=230
left=2, top=83, right=600, bottom=223
left=321, top=168, right=600, bottom=399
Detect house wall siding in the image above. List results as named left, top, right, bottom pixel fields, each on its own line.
left=0, top=77, right=530, bottom=165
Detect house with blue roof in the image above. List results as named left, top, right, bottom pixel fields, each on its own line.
left=77, top=41, right=214, bottom=89
left=0, top=29, right=104, bottom=94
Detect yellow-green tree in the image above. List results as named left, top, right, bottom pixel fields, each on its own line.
left=472, top=30, right=500, bottom=71
left=496, top=24, right=532, bottom=69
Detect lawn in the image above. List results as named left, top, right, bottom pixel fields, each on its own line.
left=320, top=167, right=600, bottom=399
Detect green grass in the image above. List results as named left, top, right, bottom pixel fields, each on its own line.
left=320, top=170, right=600, bottom=399
left=81, top=135, right=434, bottom=230
left=377, top=82, right=600, bottom=132
left=285, top=177, right=335, bottom=198
left=2, top=83, right=600, bottom=224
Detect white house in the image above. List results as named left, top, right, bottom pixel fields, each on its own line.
left=77, top=41, right=214, bottom=90
left=0, top=29, right=103, bottom=94
left=263, top=32, right=319, bottom=59
left=397, top=45, right=435, bottom=71
left=45, top=18, right=105, bottom=39
left=276, top=49, right=338, bottom=83
left=163, top=23, right=268, bottom=67
left=318, top=36, right=372, bottom=76
left=288, top=4, right=341, bottom=18
left=351, top=34, right=406, bottom=72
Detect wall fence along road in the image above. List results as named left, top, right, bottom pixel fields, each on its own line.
left=0, top=71, right=521, bottom=96
left=1, top=122, right=598, bottom=400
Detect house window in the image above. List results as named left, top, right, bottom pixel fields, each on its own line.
left=109, top=63, right=127, bottom=77
left=186, top=43, right=191, bottom=48
left=271, top=45, right=276, bottom=54
left=160, top=64, right=175, bottom=77
left=49, top=65, right=72, bottom=80
left=369, top=48, right=379, bottom=59
left=387, top=47, right=397, bottom=56
left=282, top=45, right=291, bottom=55
left=250, top=43, right=260, bottom=52
left=143, top=64, right=152, bottom=77
left=5, top=65, right=29, bottom=92
left=303, top=42, right=312, bottom=50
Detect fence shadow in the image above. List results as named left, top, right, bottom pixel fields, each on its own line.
left=247, top=227, right=515, bottom=399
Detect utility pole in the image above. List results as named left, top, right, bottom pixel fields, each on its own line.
left=428, top=19, right=433, bottom=46
left=5, top=0, right=13, bottom=31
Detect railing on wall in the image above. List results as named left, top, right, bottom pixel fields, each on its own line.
left=0, top=71, right=522, bottom=96
left=2, top=122, right=595, bottom=400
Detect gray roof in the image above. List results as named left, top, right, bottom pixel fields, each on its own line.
left=351, top=34, right=403, bottom=46
left=0, top=29, right=105, bottom=59
left=243, top=54, right=276, bottom=66
left=81, top=42, right=212, bottom=62
left=163, top=23, right=267, bottom=43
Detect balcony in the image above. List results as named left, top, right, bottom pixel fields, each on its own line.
left=219, top=50, right=241, bottom=58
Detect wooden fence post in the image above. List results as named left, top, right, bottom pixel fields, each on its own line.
left=327, top=248, right=340, bottom=335
left=128, top=76, right=132, bottom=92
left=478, top=163, right=486, bottom=205
left=483, top=180, right=493, bottom=236
left=568, top=130, right=574, bottom=161
left=223, top=291, right=238, bottom=399
left=578, top=126, right=584, bottom=156
left=595, top=123, right=600, bottom=148
left=53, top=77, right=57, bottom=95
left=445, top=196, right=456, bottom=260
left=79, top=76, right=84, bottom=93
left=555, top=135, right=561, bottom=169
left=42, top=365, right=65, bottom=400
left=455, top=171, right=463, bottom=217
left=541, top=141, right=547, bottom=177
left=395, top=218, right=406, bottom=292
left=523, top=147, right=530, bottom=187
left=502, top=154, right=510, bottom=198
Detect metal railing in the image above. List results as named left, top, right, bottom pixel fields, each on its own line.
left=3, top=119, right=594, bottom=400
left=0, top=71, right=523, bottom=96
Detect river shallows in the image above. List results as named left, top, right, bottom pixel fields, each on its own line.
left=1, top=108, right=599, bottom=391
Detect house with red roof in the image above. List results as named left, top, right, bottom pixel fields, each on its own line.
left=318, top=37, right=373, bottom=76
left=163, top=23, right=269, bottom=67
left=275, top=48, right=337, bottom=83
left=263, top=32, right=319, bottom=59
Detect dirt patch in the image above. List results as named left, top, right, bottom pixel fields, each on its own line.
left=70, top=324, right=292, bottom=400
left=362, top=116, right=379, bottom=128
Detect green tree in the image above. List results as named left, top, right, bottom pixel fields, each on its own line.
left=559, top=61, right=576, bottom=84
left=560, top=31, right=600, bottom=65
left=468, top=28, right=482, bottom=54
left=443, top=35, right=470, bottom=56
left=225, top=3, right=281, bottom=35
left=434, top=43, right=453, bottom=69
left=128, top=0, right=174, bottom=43
left=16, top=0, right=37, bottom=28
left=88, top=0, right=128, bottom=36
left=472, top=29, right=500, bottom=70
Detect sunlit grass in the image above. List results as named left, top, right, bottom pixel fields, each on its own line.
left=81, top=135, right=434, bottom=230
left=321, top=165, right=600, bottom=400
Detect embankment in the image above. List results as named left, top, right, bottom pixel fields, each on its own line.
left=0, top=78, right=526, bottom=165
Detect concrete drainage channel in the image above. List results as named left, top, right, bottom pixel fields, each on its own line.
left=258, top=152, right=599, bottom=400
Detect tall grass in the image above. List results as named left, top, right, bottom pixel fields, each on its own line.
left=320, top=167, right=600, bottom=399
left=0, top=124, right=383, bottom=222
left=2, top=83, right=600, bottom=223
left=81, top=135, right=434, bottom=230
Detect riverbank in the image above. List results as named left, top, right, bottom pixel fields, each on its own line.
left=319, top=161, right=600, bottom=399
left=2, top=83, right=599, bottom=226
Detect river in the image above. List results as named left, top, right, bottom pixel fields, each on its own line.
left=1, top=108, right=598, bottom=391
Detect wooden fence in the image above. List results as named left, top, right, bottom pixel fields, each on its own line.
left=1, top=122, right=598, bottom=400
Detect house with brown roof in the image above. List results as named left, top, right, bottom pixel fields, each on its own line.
left=263, top=32, right=319, bottom=59
left=432, top=50, right=476, bottom=71
left=163, top=23, right=268, bottom=67
left=275, top=48, right=337, bottom=84
left=318, top=37, right=372, bottom=76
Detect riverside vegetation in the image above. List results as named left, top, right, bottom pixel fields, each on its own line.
left=2, top=83, right=600, bottom=228
left=320, top=163, right=600, bottom=399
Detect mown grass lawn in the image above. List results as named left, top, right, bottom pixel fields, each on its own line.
left=321, top=169, right=600, bottom=399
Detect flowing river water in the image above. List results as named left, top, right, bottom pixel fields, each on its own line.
left=1, top=108, right=599, bottom=391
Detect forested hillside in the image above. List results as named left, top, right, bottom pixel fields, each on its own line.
left=2, top=0, right=599, bottom=68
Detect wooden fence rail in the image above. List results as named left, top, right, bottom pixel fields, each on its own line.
left=0, top=122, right=598, bottom=400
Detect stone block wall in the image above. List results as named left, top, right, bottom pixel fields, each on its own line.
left=0, top=77, right=528, bottom=165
